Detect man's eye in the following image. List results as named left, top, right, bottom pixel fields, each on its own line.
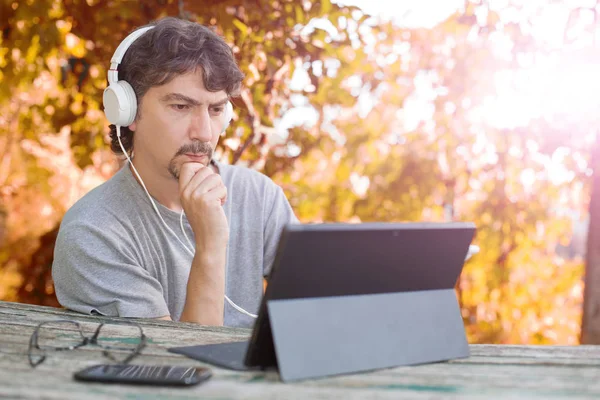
left=211, top=107, right=224, bottom=114
left=172, top=104, right=189, bottom=111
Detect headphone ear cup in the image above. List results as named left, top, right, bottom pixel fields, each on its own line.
left=121, top=80, right=138, bottom=126
left=103, top=81, right=137, bottom=126
left=222, top=101, right=233, bottom=133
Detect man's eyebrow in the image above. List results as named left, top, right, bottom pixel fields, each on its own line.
left=209, top=97, right=230, bottom=107
left=160, top=93, right=201, bottom=105
left=160, top=93, right=229, bottom=107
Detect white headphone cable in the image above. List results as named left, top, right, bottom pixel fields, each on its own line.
left=178, top=209, right=257, bottom=318
left=117, top=126, right=257, bottom=319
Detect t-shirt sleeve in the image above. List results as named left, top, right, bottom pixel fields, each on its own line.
left=52, top=220, right=171, bottom=319
left=263, top=185, right=299, bottom=277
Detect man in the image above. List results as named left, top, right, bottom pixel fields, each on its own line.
left=52, top=17, right=298, bottom=328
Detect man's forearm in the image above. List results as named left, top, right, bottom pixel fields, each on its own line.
left=179, top=249, right=226, bottom=325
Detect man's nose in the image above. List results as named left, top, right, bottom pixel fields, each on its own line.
left=188, top=109, right=212, bottom=142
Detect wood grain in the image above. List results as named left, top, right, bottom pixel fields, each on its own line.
left=1, top=301, right=599, bottom=399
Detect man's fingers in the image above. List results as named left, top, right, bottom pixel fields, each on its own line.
left=179, top=162, right=204, bottom=195
left=180, top=164, right=217, bottom=199
left=179, top=163, right=227, bottom=206
left=186, top=173, right=223, bottom=199
left=204, top=185, right=228, bottom=205
left=197, top=174, right=223, bottom=193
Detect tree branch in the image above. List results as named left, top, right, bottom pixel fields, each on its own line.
left=232, top=89, right=259, bottom=165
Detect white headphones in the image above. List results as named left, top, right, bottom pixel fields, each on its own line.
left=102, top=25, right=234, bottom=133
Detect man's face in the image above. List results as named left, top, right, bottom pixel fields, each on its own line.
left=129, top=69, right=229, bottom=180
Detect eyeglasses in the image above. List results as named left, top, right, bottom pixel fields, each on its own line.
left=28, top=319, right=147, bottom=368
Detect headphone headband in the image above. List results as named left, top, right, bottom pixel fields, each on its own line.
left=103, top=22, right=233, bottom=131
left=107, top=26, right=154, bottom=85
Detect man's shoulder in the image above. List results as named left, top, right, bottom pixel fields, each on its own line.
left=217, top=160, right=278, bottom=190
left=61, top=166, right=132, bottom=227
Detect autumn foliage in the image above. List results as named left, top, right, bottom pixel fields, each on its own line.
left=1, top=0, right=597, bottom=344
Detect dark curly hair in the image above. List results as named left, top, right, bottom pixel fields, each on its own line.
left=107, top=17, right=244, bottom=155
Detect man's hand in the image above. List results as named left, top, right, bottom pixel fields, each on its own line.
left=178, top=161, right=228, bottom=326
left=178, top=162, right=229, bottom=253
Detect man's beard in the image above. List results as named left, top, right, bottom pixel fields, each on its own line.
left=168, top=141, right=213, bottom=180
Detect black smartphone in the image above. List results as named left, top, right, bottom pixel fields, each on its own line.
left=73, top=364, right=212, bottom=387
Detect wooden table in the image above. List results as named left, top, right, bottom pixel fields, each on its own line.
left=1, top=300, right=599, bottom=399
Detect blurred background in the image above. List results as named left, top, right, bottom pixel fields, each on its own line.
left=1, top=0, right=599, bottom=345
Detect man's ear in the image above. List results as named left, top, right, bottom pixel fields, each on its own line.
left=128, top=121, right=137, bottom=132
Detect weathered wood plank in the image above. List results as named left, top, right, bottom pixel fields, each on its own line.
left=2, top=353, right=600, bottom=400
left=0, top=301, right=253, bottom=335
left=1, top=300, right=600, bottom=400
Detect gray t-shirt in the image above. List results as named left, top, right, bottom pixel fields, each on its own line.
left=52, top=160, right=298, bottom=328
